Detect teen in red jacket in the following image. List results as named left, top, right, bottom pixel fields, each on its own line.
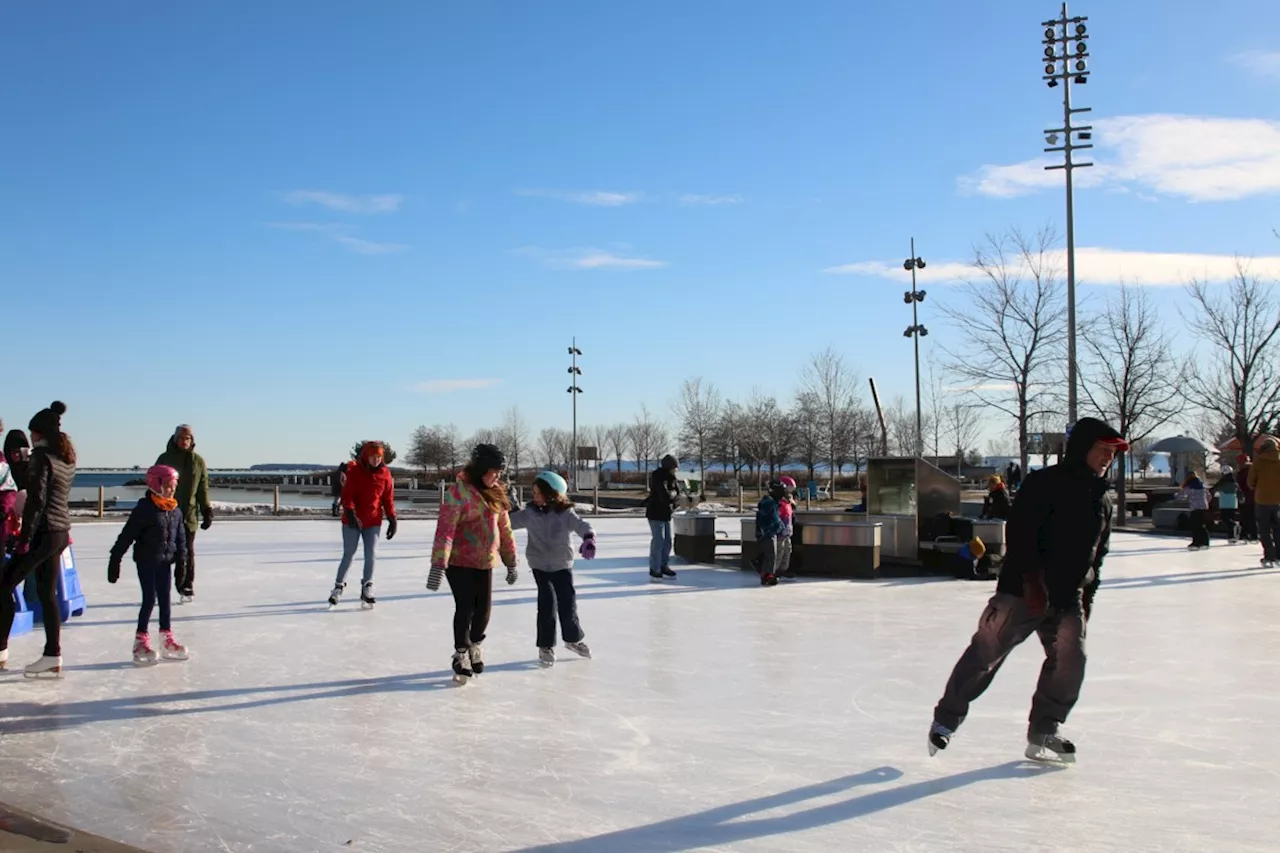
left=327, top=442, right=396, bottom=609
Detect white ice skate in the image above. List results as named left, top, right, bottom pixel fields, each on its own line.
left=160, top=631, right=189, bottom=661
left=538, top=647, right=556, bottom=668
left=468, top=643, right=484, bottom=675
left=1025, top=733, right=1076, bottom=764
left=360, top=582, right=376, bottom=610
left=452, top=648, right=473, bottom=684
left=133, top=633, right=159, bottom=667
left=0, top=648, right=8, bottom=671
left=24, top=655, right=63, bottom=679
left=564, top=641, right=591, bottom=659
left=327, top=583, right=345, bottom=610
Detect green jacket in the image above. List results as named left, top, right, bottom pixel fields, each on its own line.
left=156, top=437, right=211, bottom=531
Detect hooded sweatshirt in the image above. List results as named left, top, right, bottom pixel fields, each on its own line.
left=155, top=432, right=211, bottom=531
left=995, top=417, right=1122, bottom=613
left=508, top=503, right=594, bottom=571
left=1216, top=473, right=1239, bottom=510
left=1248, top=447, right=1280, bottom=506
left=4, top=430, right=30, bottom=490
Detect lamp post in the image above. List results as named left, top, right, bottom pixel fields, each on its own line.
left=1041, top=2, right=1093, bottom=428
left=567, top=339, right=582, bottom=487
left=903, top=239, right=927, bottom=458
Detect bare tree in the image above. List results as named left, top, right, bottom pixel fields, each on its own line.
left=1081, top=285, right=1184, bottom=526
left=986, top=437, right=1016, bottom=459
left=944, top=402, right=984, bottom=477
left=792, top=391, right=824, bottom=485
left=802, top=348, right=861, bottom=491
left=629, top=405, right=660, bottom=475
left=886, top=395, right=917, bottom=456
left=408, top=424, right=460, bottom=475
left=1183, top=262, right=1280, bottom=461
left=499, top=406, right=531, bottom=476
left=710, top=401, right=748, bottom=478
left=941, top=226, right=1068, bottom=471
left=538, top=427, right=570, bottom=469
left=605, top=424, right=629, bottom=480
left=672, top=378, right=722, bottom=495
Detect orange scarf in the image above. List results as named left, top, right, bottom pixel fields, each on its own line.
left=150, top=494, right=178, bottom=512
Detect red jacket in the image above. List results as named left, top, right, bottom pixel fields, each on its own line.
left=342, top=462, right=396, bottom=528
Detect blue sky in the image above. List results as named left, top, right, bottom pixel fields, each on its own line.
left=3, top=1, right=1279, bottom=467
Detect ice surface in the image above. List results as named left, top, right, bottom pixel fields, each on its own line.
left=1, top=518, right=1277, bottom=853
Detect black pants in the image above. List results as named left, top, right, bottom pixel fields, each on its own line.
left=1256, top=505, right=1280, bottom=561
left=532, top=569, right=584, bottom=648
left=446, top=567, right=493, bottom=649
left=1189, top=509, right=1210, bottom=547
left=175, top=527, right=197, bottom=594
left=137, top=561, right=174, bottom=634
left=934, top=592, right=1087, bottom=736
left=1219, top=507, right=1238, bottom=537
left=1242, top=501, right=1259, bottom=540
left=0, top=529, right=70, bottom=656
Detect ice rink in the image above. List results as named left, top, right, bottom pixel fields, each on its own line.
left=1, top=517, right=1277, bottom=853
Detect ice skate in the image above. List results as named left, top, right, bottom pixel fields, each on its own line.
left=564, top=640, right=591, bottom=659
left=24, top=655, right=63, bottom=679
left=661, top=567, right=677, bottom=579
left=133, top=632, right=159, bottom=667
left=760, top=573, right=778, bottom=587
left=178, top=589, right=194, bottom=605
left=451, top=648, right=473, bottom=684
left=0, top=648, right=8, bottom=671
left=649, top=572, right=663, bottom=583
left=468, top=643, right=484, bottom=675
left=327, top=582, right=345, bottom=609
left=360, top=581, right=376, bottom=610
left=928, top=721, right=952, bottom=756
left=1025, top=733, right=1076, bottom=764
left=160, top=630, right=189, bottom=661
left=538, top=647, right=556, bottom=668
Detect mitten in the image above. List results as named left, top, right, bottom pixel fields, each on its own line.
left=386, top=517, right=398, bottom=541
left=579, top=535, right=596, bottom=560
left=506, top=566, right=518, bottom=585
left=343, top=508, right=359, bottom=529
left=107, top=557, right=121, bottom=584
left=427, top=565, right=444, bottom=591
left=14, top=538, right=30, bottom=556
left=200, top=506, right=214, bottom=530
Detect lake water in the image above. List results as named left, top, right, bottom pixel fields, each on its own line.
left=69, top=472, right=333, bottom=510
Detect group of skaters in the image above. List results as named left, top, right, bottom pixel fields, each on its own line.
left=1177, top=439, right=1280, bottom=566
left=329, top=441, right=596, bottom=682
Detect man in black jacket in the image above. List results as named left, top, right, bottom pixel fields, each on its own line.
left=645, top=455, right=680, bottom=581
left=929, top=417, right=1128, bottom=763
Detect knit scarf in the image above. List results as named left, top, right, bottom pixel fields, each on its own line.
left=151, top=494, right=178, bottom=512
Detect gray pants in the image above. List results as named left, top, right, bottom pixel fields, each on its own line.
left=776, top=535, right=793, bottom=575
left=335, top=525, right=380, bottom=586
left=757, top=537, right=778, bottom=577
left=933, top=592, right=1087, bottom=736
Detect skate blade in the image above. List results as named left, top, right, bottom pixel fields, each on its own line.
left=23, top=669, right=63, bottom=679
left=452, top=673, right=470, bottom=684
left=360, top=601, right=375, bottom=610
left=161, top=653, right=190, bottom=662
left=539, top=660, right=554, bottom=668
left=1024, top=744, right=1076, bottom=764
left=132, top=658, right=159, bottom=668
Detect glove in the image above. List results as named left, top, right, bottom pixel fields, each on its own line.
left=579, top=535, right=596, bottom=560
left=507, top=484, right=521, bottom=511
left=14, top=539, right=29, bottom=556
left=200, top=506, right=214, bottom=530
left=343, top=508, right=359, bottom=529
left=427, top=565, right=444, bottom=591
left=386, top=517, right=398, bottom=541
left=506, top=566, right=518, bottom=585
left=108, top=557, right=121, bottom=584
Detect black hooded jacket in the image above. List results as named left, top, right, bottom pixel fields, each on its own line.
left=4, top=430, right=30, bottom=489
left=995, top=417, right=1121, bottom=612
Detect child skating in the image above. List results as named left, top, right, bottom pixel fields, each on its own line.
left=1215, top=466, right=1240, bottom=543
left=108, top=465, right=190, bottom=665
left=427, top=444, right=517, bottom=684
left=508, top=471, right=596, bottom=668
left=328, top=441, right=397, bottom=609
left=754, top=481, right=786, bottom=586
left=776, top=476, right=798, bottom=580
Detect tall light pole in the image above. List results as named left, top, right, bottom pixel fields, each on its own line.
left=903, top=240, right=928, bottom=458
left=1041, top=2, right=1092, bottom=428
left=567, top=339, right=582, bottom=486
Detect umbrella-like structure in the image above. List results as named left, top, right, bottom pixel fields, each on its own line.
left=1147, top=435, right=1211, bottom=455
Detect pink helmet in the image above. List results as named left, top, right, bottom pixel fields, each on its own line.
left=145, top=464, right=179, bottom=493
left=779, top=476, right=797, bottom=490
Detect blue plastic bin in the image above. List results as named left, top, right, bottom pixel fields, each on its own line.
left=25, top=543, right=87, bottom=624
left=6, top=563, right=33, bottom=639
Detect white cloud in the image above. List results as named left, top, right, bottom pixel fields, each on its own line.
left=824, top=247, right=1280, bottom=287
left=282, top=190, right=404, bottom=214
left=1230, top=50, right=1280, bottom=80
left=679, top=194, right=743, bottom=206
left=516, top=246, right=667, bottom=271
left=516, top=189, right=642, bottom=206
left=265, top=222, right=407, bottom=255
left=959, top=114, right=1280, bottom=202
left=411, top=379, right=502, bottom=393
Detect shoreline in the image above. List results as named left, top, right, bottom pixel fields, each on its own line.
left=0, top=802, right=152, bottom=853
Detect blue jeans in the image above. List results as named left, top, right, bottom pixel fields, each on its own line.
left=335, top=525, right=380, bottom=586
left=648, top=520, right=672, bottom=575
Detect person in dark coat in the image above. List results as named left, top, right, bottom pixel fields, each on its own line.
left=4, top=428, right=31, bottom=491
left=330, top=461, right=351, bottom=517
left=644, top=455, right=680, bottom=581
left=155, top=424, right=212, bottom=600
left=109, top=464, right=190, bottom=665
left=0, top=402, right=77, bottom=677
left=982, top=475, right=1011, bottom=519
left=928, top=417, right=1128, bottom=764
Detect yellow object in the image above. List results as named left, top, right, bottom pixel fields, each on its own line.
left=969, top=537, right=986, bottom=559
left=988, top=475, right=1003, bottom=489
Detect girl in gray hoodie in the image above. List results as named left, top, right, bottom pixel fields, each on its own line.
left=509, top=471, right=596, bottom=667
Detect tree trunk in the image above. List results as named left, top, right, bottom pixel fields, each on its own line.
left=1115, top=451, right=1128, bottom=529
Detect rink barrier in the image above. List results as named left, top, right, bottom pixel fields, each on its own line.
left=24, top=543, right=87, bottom=624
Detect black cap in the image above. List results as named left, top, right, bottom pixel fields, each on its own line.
left=470, top=443, right=506, bottom=471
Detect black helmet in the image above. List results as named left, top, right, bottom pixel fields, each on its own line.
left=768, top=480, right=788, bottom=499
left=470, top=443, right=506, bottom=472
left=661, top=454, right=678, bottom=470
